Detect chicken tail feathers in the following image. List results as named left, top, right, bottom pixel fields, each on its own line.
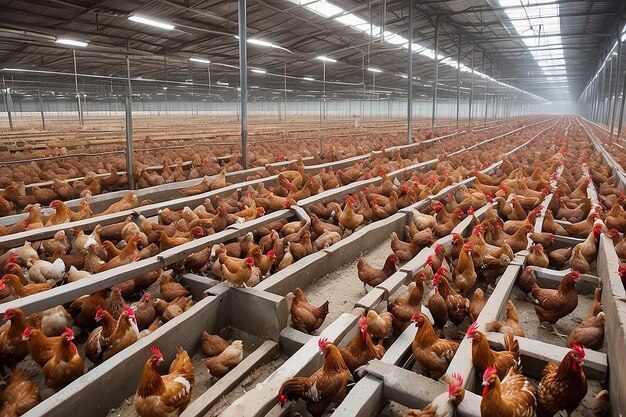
left=279, top=377, right=316, bottom=403
left=169, top=347, right=195, bottom=383
left=485, top=320, right=503, bottom=333
left=317, top=300, right=330, bottom=316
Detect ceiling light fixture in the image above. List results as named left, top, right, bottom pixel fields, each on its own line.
left=189, top=57, right=210, bottom=64
left=128, top=15, right=175, bottom=30
left=302, top=77, right=315, bottom=81
left=55, top=39, right=88, bottom=47
left=251, top=69, right=266, bottom=74
left=316, top=56, right=337, bottom=63
left=367, top=67, right=382, bottom=73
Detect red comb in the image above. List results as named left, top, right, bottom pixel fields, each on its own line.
left=150, top=346, right=163, bottom=358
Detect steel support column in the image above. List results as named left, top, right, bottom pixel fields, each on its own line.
left=618, top=62, right=626, bottom=140
left=611, top=28, right=622, bottom=135
left=484, top=59, right=492, bottom=126
left=469, top=42, right=475, bottom=127
left=431, top=18, right=439, bottom=135
left=38, top=89, right=45, bottom=130
left=3, top=87, right=14, bottom=131
left=238, top=0, right=248, bottom=168
left=125, top=54, right=135, bottom=190
left=606, top=53, right=614, bottom=126
left=456, top=34, right=461, bottom=130
left=407, top=0, right=413, bottom=143
left=73, top=49, right=83, bottom=126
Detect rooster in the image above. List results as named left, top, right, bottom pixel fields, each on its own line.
left=481, top=365, right=536, bottom=417
left=357, top=253, right=398, bottom=289
left=467, top=322, right=519, bottom=379
left=536, top=343, right=588, bottom=417
left=134, top=346, right=195, bottom=417
left=43, top=327, right=84, bottom=390
left=532, top=270, right=580, bottom=337
left=278, top=338, right=352, bottom=417
left=411, top=313, right=459, bottom=379
left=339, top=315, right=385, bottom=372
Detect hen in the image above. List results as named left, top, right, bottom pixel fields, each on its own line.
left=339, top=315, right=385, bottom=372
left=402, top=373, right=465, bottom=417
left=288, top=287, right=329, bottom=334
left=134, top=346, right=195, bottom=417
left=536, top=343, right=588, bottom=417
left=366, top=310, right=393, bottom=341
left=568, top=311, right=605, bottom=350
left=0, top=368, right=40, bottom=417
left=486, top=300, right=526, bottom=337
left=0, top=308, right=29, bottom=369
left=389, top=281, right=423, bottom=331
left=278, top=338, right=352, bottom=417
left=357, top=253, right=398, bottom=288
left=481, top=366, right=536, bottom=417
left=411, top=313, right=459, bottom=379
left=43, top=327, right=84, bottom=391
left=467, top=322, right=519, bottom=379
left=204, top=340, right=244, bottom=377
left=201, top=332, right=229, bottom=357
left=532, top=270, right=580, bottom=337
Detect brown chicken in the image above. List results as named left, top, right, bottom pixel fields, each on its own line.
left=204, top=340, right=244, bottom=377
left=536, top=343, right=588, bottom=417
left=454, top=242, right=477, bottom=295
left=391, top=231, right=433, bottom=262
left=527, top=244, right=549, bottom=268
left=98, top=235, right=141, bottom=272
left=357, top=253, right=398, bottom=288
left=43, top=327, right=84, bottom=391
left=22, top=326, right=61, bottom=367
left=0, top=368, right=40, bottom=417
left=469, top=288, right=486, bottom=322
left=339, top=315, right=385, bottom=371
left=2, top=273, right=53, bottom=298
left=157, top=272, right=190, bottom=302
left=201, top=332, right=229, bottom=357
left=481, top=366, right=536, bottom=417
left=134, top=346, right=195, bottom=417
left=426, top=286, right=448, bottom=334
left=278, top=338, right=352, bottom=417
left=532, top=270, right=580, bottom=337
left=486, top=300, right=526, bottom=337
left=389, top=281, right=423, bottom=332
left=85, top=309, right=117, bottom=365
left=411, top=313, right=459, bottom=379
left=467, top=322, right=519, bottom=379
left=366, top=310, right=393, bottom=340
left=102, top=307, right=139, bottom=361
left=0, top=308, right=29, bottom=368
left=548, top=247, right=573, bottom=270
left=434, top=273, right=468, bottom=327
left=289, top=287, right=329, bottom=334
left=568, top=311, right=605, bottom=350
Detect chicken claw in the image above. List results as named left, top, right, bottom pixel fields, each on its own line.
left=550, top=324, right=567, bottom=338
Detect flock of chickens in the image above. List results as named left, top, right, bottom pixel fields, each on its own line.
left=0, top=118, right=623, bottom=417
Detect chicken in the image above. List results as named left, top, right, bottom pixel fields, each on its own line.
left=133, top=292, right=157, bottom=331
left=134, top=346, right=195, bottom=417
left=569, top=245, right=590, bottom=274
left=180, top=176, right=210, bottom=197
left=278, top=338, right=352, bottom=417
left=357, top=253, right=398, bottom=289
left=28, top=258, right=65, bottom=284
left=427, top=286, right=448, bottom=334
left=182, top=246, right=212, bottom=273
left=0, top=368, right=40, bottom=417
left=486, top=300, right=526, bottom=337
left=101, top=191, right=138, bottom=215
left=366, top=310, right=393, bottom=340
left=45, top=200, right=73, bottom=226
left=453, top=242, right=477, bottom=295
left=481, top=366, right=536, bottom=417
left=389, top=281, right=423, bottom=332
left=542, top=210, right=569, bottom=236
left=516, top=267, right=537, bottom=299
left=220, top=256, right=255, bottom=287
left=532, top=270, right=580, bottom=337
left=204, top=340, right=244, bottom=377
left=548, top=247, right=573, bottom=270
left=22, top=326, right=61, bottom=367
left=157, top=272, right=190, bottom=302
left=108, top=286, right=128, bottom=320
left=434, top=273, right=468, bottom=327
left=605, top=202, right=626, bottom=233
left=85, top=309, right=116, bottom=365
left=339, top=315, right=385, bottom=371
left=41, top=305, right=72, bottom=337
left=288, top=287, right=329, bottom=334
left=42, top=230, right=71, bottom=256
left=68, top=290, right=108, bottom=330
left=569, top=312, right=605, bottom=350
left=536, top=343, right=588, bottom=417
left=469, top=288, right=486, bottom=322
left=0, top=308, right=29, bottom=369
left=527, top=244, right=549, bottom=268
left=102, top=307, right=139, bottom=361
left=99, top=235, right=141, bottom=272
left=338, top=196, right=364, bottom=230
left=200, top=332, right=229, bottom=357
left=2, top=273, right=53, bottom=298
left=402, top=373, right=465, bottom=417
left=467, top=322, right=519, bottom=379
left=530, top=232, right=555, bottom=248
left=43, top=327, right=84, bottom=391
left=410, top=313, right=459, bottom=379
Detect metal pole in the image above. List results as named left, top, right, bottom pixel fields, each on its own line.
left=618, top=62, right=626, bottom=140
left=431, top=18, right=439, bottom=135
left=164, top=52, right=168, bottom=116
left=469, top=42, right=475, bottom=127
left=238, top=0, right=248, bottom=169
left=38, top=89, right=45, bottom=130
left=3, top=87, right=14, bottom=131
left=485, top=60, right=492, bottom=126
left=407, top=0, right=413, bottom=143
left=611, top=28, right=622, bottom=135
left=598, top=61, right=607, bottom=124
left=207, top=64, right=211, bottom=96
left=606, top=53, right=614, bottom=126
left=323, top=61, right=326, bottom=120
left=284, top=63, right=287, bottom=124
left=371, top=73, right=375, bottom=119
left=73, top=49, right=83, bottom=126
left=125, top=54, right=136, bottom=190
left=456, top=34, right=461, bottom=130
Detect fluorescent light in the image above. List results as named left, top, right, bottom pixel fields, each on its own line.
left=162, top=87, right=167, bottom=90
left=217, top=81, right=229, bottom=86
left=128, top=15, right=175, bottom=30
left=316, top=56, right=337, bottom=63
left=189, top=57, right=210, bottom=64
left=55, top=39, right=88, bottom=47
left=302, top=77, right=315, bottom=81
left=367, top=67, right=382, bottom=73
left=399, top=74, right=408, bottom=78
left=251, top=69, right=266, bottom=74
left=248, top=39, right=274, bottom=47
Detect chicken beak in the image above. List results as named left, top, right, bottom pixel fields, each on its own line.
left=481, top=381, right=489, bottom=386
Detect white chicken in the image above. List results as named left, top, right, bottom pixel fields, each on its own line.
left=42, top=306, right=73, bottom=336
left=20, top=242, right=39, bottom=267
left=121, top=222, right=149, bottom=247
left=83, top=225, right=102, bottom=250
left=67, top=266, right=91, bottom=282
left=28, top=258, right=65, bottom=284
